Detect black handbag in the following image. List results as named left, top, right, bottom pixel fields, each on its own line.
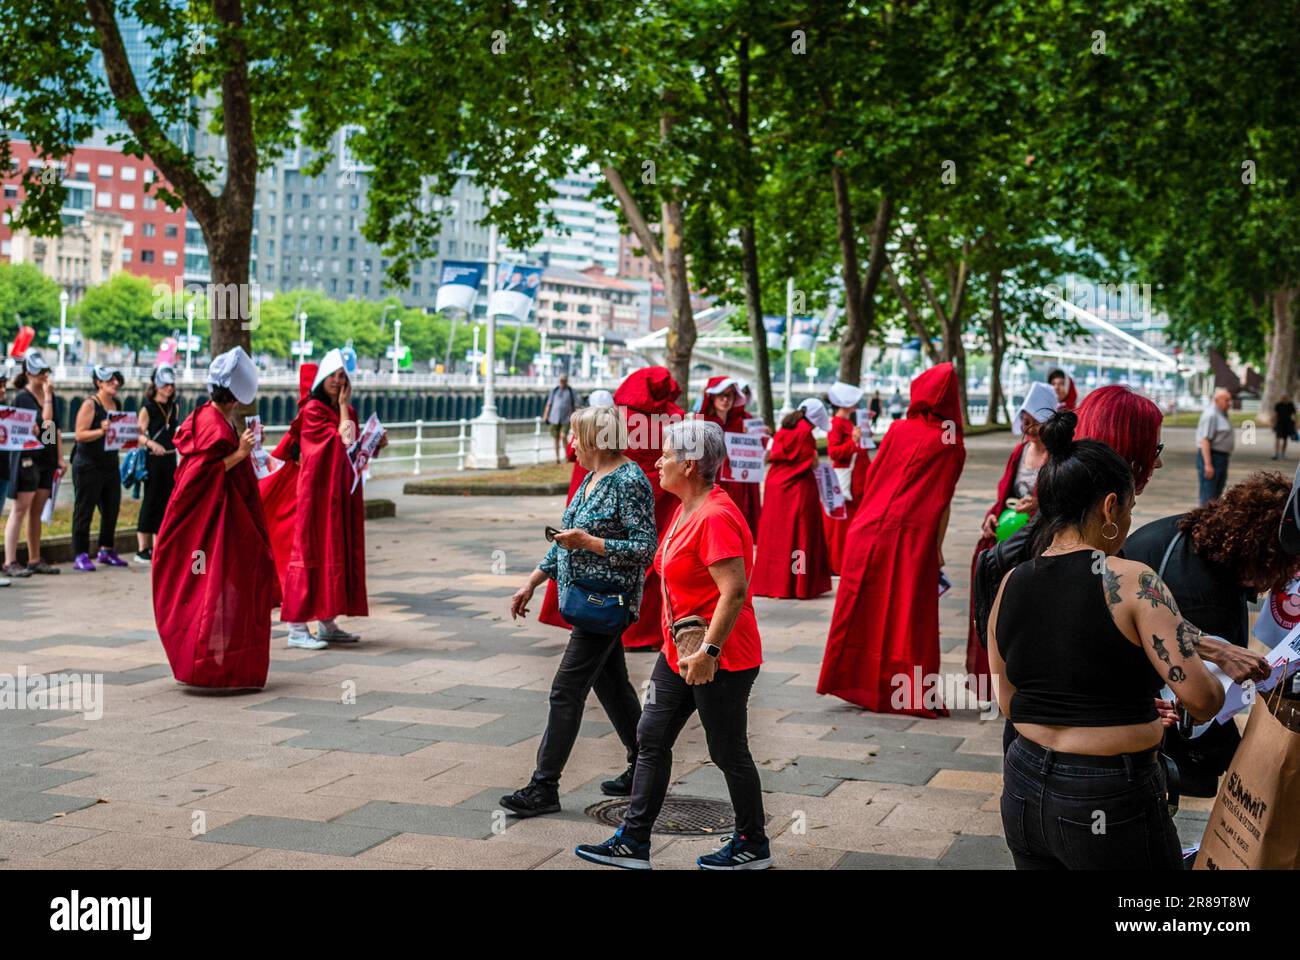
left=560, top=578, right=629, bottom=634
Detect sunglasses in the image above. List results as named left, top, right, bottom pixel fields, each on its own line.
left=1154, top=442, right=1164, bottom=459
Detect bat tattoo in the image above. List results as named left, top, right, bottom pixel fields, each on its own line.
left=1102, top=564, right=1123, bottom=606
left=1137, top=572, right=1179, bottom=615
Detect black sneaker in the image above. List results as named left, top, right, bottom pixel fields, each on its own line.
left=498, top=782, right=560, bottom=818
left=697, top=834, right=773, bottom=870
left=133, top=549, right=152, bottom=565
left=574, top=827, right=652, bottom=870
left=600, top=765, right=634, bottom=797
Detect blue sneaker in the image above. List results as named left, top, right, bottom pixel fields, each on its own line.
left=697, top=834, right=773, bottom=870
left=574, top=827, right=652, bottom=870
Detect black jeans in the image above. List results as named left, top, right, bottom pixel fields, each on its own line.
left=621, top=654, right=765, bottom=844
left=71, top=459, right=121, bottom=557
left=531, top=625, right=642, bottom=789
left=1001, top=736, right=1183, bottom=870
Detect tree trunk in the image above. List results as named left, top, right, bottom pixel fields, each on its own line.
left=204, top=212, right=255, bottom=357
left=837, top=190, right=893, bottom=384
left=988, top=268, right=1006, bottom=425
left=661, top=197, right=695, bottom=403
left=738, top=221, right=774, bottom=426
left=1259, top=286, right=1298, bottom=423
left=831, top=166, right=863, bottom=383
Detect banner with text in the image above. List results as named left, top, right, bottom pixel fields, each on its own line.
left=814, top=463, right=847, bottom=519
left=103, top=411, right=140, bottom=452
left=488, top=264, right=544, bottom=323
left=435, top=261, right=486, bottom=315
left=724, top=432, right=765, bottom=484
left=0, top=405, right=37, bottom=452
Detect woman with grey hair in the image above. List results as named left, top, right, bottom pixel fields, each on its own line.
left=575, top=418, right=770, bottom=870
left=504, top=404, right=658, bottom=816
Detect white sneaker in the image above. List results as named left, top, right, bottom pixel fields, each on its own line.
left=286, top=628, right=328, bottom=650
left=0, top=577, right=10, bottom=587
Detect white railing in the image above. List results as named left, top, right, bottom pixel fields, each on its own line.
left=261, top=416, right=550, bottom=476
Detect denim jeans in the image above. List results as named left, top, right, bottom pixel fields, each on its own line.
left=1196, top=449, right=1230, bottom=506
left=621, top=654, right=765, bottom=844
left=1001, top=736, right=1183, bottom=870
left=531, top=625, right=642, bottom=789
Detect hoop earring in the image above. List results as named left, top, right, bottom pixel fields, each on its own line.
left=1102, top=521, right=1119, bottom=541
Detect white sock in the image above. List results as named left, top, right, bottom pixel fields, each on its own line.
left=320, top=619, right=339, bottom=633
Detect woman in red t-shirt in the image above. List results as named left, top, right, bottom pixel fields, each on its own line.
left=574, top=418, right=770, bottom=871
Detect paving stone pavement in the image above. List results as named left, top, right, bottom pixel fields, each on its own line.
left=0, top=425, right=1276, bottom=870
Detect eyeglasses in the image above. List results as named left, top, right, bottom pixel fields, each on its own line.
left=1154, top=443, right=1165, bottom=459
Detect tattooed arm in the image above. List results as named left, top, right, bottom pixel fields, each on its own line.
left=1176, top=621, right=1271, bottom=684
left=1104, top=558, right=1225, bottom=722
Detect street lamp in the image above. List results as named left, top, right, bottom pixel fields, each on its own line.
left=297, top=311, right=308, bottom=370
left=184, top=300, right=196, bottom=381
left=391, top=317, right=402, bottom=385
left=57, top=290, right=69, bottom=378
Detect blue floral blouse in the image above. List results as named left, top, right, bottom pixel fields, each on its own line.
left=538, top=460, right=658, bottom=620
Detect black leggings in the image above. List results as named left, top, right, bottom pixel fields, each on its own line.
left=72, top=459, right=121, bottom=556
left=531, top=625, right=643, bottom=789
left=621, top=654, right=765, bottom=844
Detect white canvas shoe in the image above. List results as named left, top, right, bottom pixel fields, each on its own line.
left=286, top=626, right=328, bottom=650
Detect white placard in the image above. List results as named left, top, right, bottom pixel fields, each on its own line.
left=743, top=417, right=766, bottom=435
left=349, top=413, right=383, bottom=493
left=855, top=409, right=877, bottom=450
left=814, top=464, right=847, bottom=519
left=0, top=405, right=37, bottom=452
left=246, top=415, right=274, bottom=480
left=41, top=468, right=62, bottom=525
left=724, top=432, right=765, bottom=484
left=103, top=411, right=139, bottom=452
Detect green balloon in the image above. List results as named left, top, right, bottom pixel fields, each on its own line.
left=996, top=508, right=1030, bottom=542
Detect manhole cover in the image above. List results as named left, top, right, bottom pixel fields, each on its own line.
left=585, top=795, right=735, bottom=836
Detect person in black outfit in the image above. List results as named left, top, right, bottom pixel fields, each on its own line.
left=3, top=351, right=64, bottom=578
left=1123, top=473, right=1287, bottom=795
left=989, top=410, right=1224, bottom=870
left=0, top=369, right=10, bottom=587
left=1274, top=394, right=1297, bottom=460
left=71, top=366, right=128, bottom=572
left=134, top=366, right=181, bottom=564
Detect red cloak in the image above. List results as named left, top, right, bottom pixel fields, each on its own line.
left=823, top=414, right=872, bottom=575
left=153, top=402, right=280, bottom=688
left=751, top=417, right=832, bottom=599
left=263, top=397, right=368, bottom=623
left=966, top=442, right=1025, bottom=685
left=614, top=367, right=684, bottom=649
left=538, top=437, right=589, bottom=629
left=700, top=376, right=762, bottom=539
left=818, top=363, right=967, bottom=715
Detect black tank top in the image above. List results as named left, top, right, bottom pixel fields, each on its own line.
left=74, top=397, right=119, bottom=466
left=995, top=550, right=1161, bottom=726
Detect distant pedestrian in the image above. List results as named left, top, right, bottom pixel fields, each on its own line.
left=888, top=389, right=904, bottom=421
left=869, top=390, right=882, bottom=422
left=1196, top=388, right=1234, bottom=505
left=543, top=374, right=579, bottom=463
left=1273, top=394, right=1296, bottom=460
left=71, top=366, right=127, bottom=571
left=1047, top=368, right=1078, bottom=411
left=4, top=351, right=64, bottom=579
left=134, top=366, right=181, bottom=564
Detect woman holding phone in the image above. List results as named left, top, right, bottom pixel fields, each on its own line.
left=504, top=404, right=657, bottom=816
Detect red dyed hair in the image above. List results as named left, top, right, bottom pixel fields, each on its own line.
left=1075, top=385, right=1163, bottom=494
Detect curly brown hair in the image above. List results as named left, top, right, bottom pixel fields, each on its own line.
left=1179, top=471, right=1300, bottom=591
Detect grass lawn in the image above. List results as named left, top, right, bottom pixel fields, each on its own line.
left=0, top=498, right=142, bottom=545
left=420, top=461, right=573, bottom=487
left=1162, top=411, right=1260, bottom=428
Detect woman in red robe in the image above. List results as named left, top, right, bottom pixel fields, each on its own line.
left=699, top=376, right=763, bottom=538
left=751, top=398, right=832, bottom=599
left=262, top=348, right=383, bottom=648
left=153, top=347, right=279, bottom=688
left=964, top=381, right=1054, bottom=684
left=823, top=381, right=872, bottom=575
left=818, top=363, right=966, bottom=716
left=613, top=367, right=684, bottom=650
left=537, top=389, right=612, bottom=630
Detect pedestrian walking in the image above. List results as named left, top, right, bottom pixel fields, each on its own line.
left=1273, top=394, right=1296, bottom=460
left=1195, top=388, right=1234, bottom=504
left=543, top=374, right=579, bottom=463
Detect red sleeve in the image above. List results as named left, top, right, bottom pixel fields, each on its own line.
left=827, top=418, right=855, bottom=462
left=698, top=507, right=746, bottom=566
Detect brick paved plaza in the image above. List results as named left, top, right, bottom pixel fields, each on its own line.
left=0, top=426, right=1282, bottom=870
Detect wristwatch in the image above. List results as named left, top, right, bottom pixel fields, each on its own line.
left=703, top=643, right=721, bottom=659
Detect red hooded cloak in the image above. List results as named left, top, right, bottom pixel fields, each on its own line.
left=750, top=416, right=832, bottom=599
left=153, top=401, right=280, bottom=687
left=700, top=375, right=762, bottom=538
left=818, top=363, right=967, bottom=715
left=823, top=413, right=872, bottom=574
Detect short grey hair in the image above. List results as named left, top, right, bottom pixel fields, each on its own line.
left=665, top=419, right=726, bottom=484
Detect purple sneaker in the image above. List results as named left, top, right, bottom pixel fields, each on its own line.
left=73, top=553, right=96, bottom=572
left=96, top=549, right=128, bottom=568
